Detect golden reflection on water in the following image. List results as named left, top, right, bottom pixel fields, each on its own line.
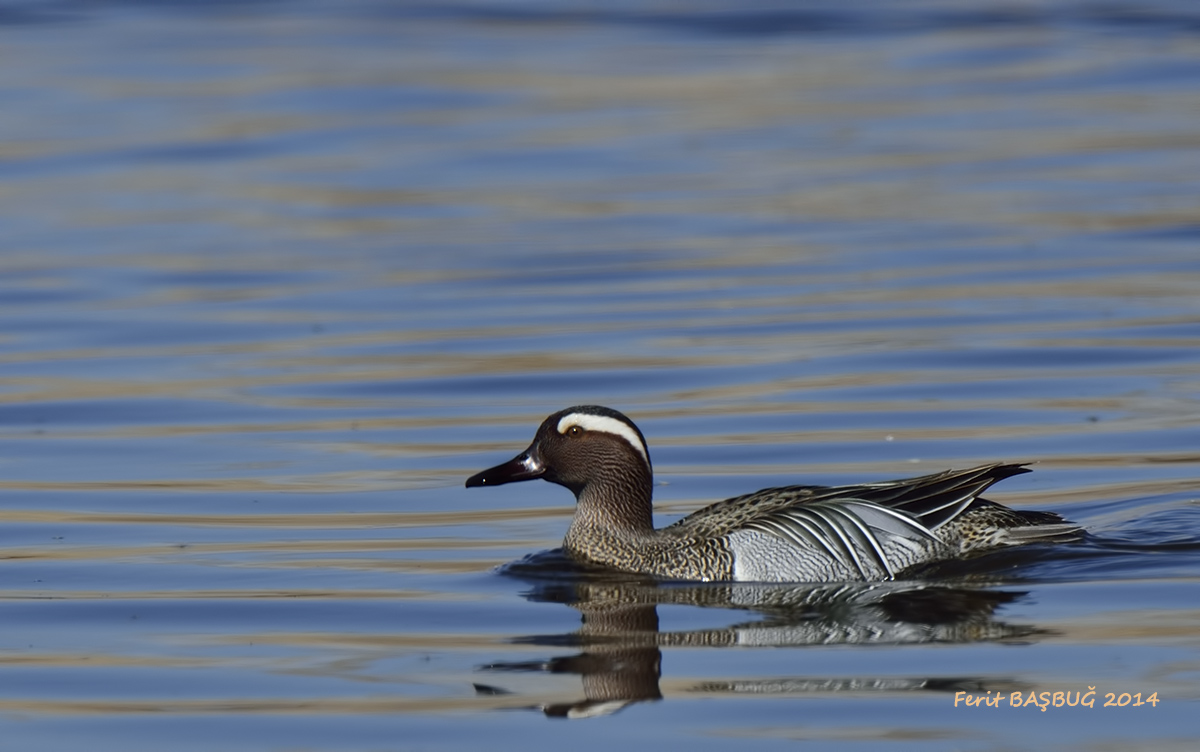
left=0, top=507, right=565, bottom=528
left=1043, top=609, right=1200, bottom=643
left=0, top=695, right=551, bottom=716
left=0, top=589, right=441, bottom=600
left=0, top=537, right=526, bottom=560
left=0, top=475, right=457, bottom=493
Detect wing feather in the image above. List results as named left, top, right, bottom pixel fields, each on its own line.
left=748, top=516, right=848, bottom=568
left=745, top=498, right=945, bottom=580
left=818, top=504, right=895, bottom=579
left=793, top=507, right=872, bottom=579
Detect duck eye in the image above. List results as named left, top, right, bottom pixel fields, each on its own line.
left=567, top=425, right=584, bottom=437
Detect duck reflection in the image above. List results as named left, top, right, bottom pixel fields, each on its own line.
left=477, top=552, right=1041, bottom=718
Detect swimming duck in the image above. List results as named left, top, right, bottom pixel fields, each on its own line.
left=465, top=405, right=1080, bottom=582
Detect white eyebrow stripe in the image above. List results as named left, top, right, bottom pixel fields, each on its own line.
left=557, top=413, right=650, bottom=467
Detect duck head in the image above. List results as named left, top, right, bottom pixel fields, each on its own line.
left=465, top=405, right=653, bottom=497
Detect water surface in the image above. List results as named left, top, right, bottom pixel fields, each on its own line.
left=2, top=1, right=1200, bottom=749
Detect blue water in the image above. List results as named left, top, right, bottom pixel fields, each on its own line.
left=2, top=1, right=1200, bottom=749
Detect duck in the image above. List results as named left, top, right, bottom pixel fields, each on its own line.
left=465, top=405, right=1081, bottom=582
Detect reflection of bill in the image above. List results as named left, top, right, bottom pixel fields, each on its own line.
left=478, top=564, right=1045, bottom=718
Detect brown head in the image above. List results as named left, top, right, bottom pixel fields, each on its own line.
left=466, top=405, right=655, bottom=534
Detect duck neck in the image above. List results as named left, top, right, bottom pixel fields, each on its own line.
left=565, top=467, right=655, bottom=547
